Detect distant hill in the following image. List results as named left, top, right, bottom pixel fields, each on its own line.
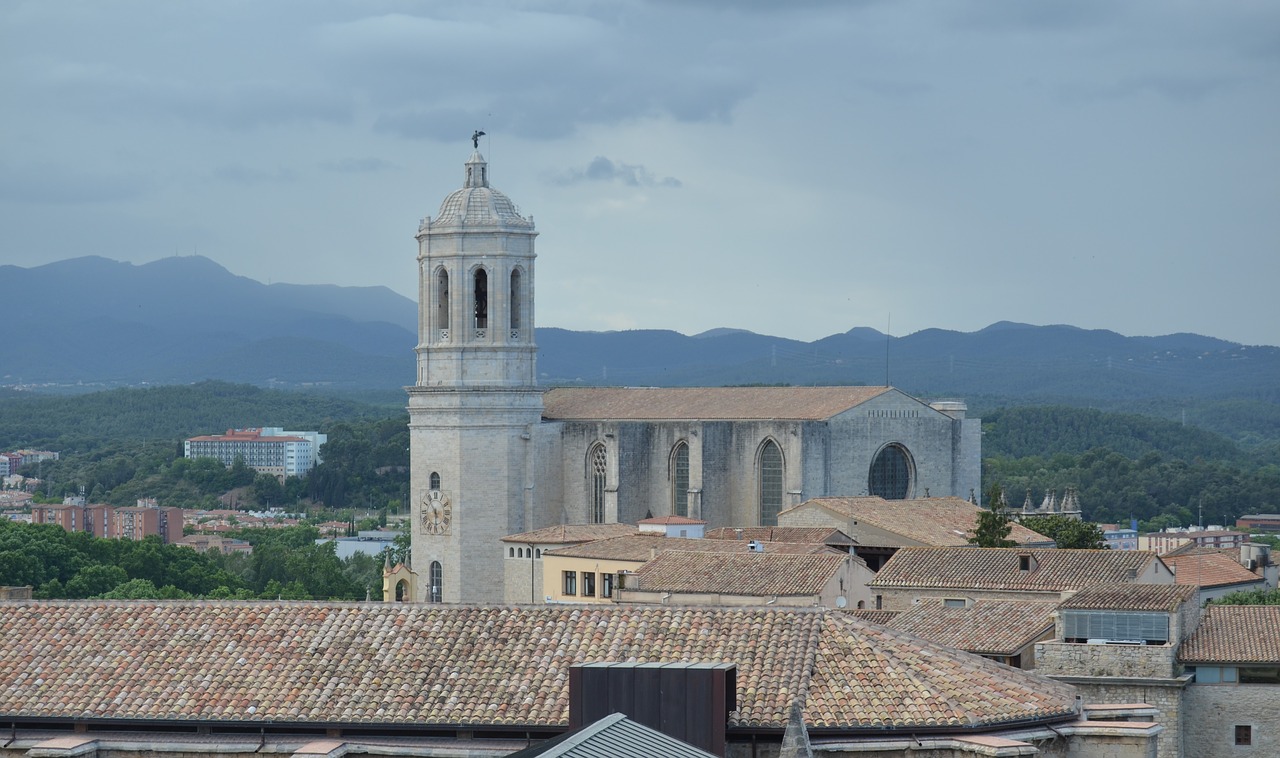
left=3, top=257, right=1277, bottom=418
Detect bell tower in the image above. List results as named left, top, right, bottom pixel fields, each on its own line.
left=408, top=145, right=542, bottom=603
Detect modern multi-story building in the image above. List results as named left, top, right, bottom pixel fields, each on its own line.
left=31, top=502, right=181, bottom=544
left=184, top=427, right=326, bottom=478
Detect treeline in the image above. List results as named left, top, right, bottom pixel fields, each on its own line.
left=0, top=381, right=391, bottom=452
left=0, top=520, right=392, bottom=600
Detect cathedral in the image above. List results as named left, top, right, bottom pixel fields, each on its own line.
left=408, top=147, right=981, bottom=603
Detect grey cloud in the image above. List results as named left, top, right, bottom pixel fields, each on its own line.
left=551, top=157, right=682, bottom=188
left=1055, top=74, right=1240, bottom=104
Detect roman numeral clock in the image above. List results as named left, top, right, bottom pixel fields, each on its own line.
left=421, top=489, right=452, bottom=535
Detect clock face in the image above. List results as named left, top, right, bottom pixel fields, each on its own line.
left=420, top=489, right=452, bottom=535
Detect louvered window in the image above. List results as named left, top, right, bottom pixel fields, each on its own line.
left=1062, top=610, right=1169, bottom=644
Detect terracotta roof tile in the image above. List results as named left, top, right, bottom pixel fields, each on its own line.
left=1058, top=583, right=1200, bottom=612
left=849, top=610, right=900, bottom=625
left=869, top=548, right=1164, bottom=593
left=704, top=527, right=855, bottom=546
left=630, top=551, right=852, bottom=597
left=501, top=524, right=638, bottom=544
left=1164, top=552, right=1264, bottom=589
left=638, top=515, right=706, bottom=526
left=546, top=534, right=840, bottom=562
left=883, top=601, right=1055, bottom=656
left=0, top=602, right=1078, bottom=732
left=784, top=497, right=1049, bottom=547
left=1179, top=605, right=1280, bottom=664
left=542, top=387, right=894, bottom=421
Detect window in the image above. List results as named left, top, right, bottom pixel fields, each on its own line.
left=671, top=442, right=690, bottom=517
left=473, top=268, right=488, bottom=329
left=436, top=269, right=450, bottom=331
left=1062, top=610, right=1170, bottom=645
left=601, top=573, right=614, bottom=598
left=759, top=440, right=784, bottom=526
left=582, top=572, right=596, bottom=597
left=508, top=547, right=515, bottom=558
left=1018, top=554, right=1032, bottom=571
left=1235, top=725, right=1252, bottom=746
left=510, top=269, right=522, bottom=331
left=1239, top=666, right=1280, bottom=684
left=563, top=570, right=577, bottom=596
left=429, top=561, right=443, bottom=603
left=943, top=598, right=966, bottom=608
left=868, top=444, right=912, bottom=500
left=589, top=443, right=607, bottom=524
left=429, top=471, right=441, bottom=490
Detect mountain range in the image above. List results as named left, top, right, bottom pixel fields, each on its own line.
left=3, top=256, right=1277, bottom=407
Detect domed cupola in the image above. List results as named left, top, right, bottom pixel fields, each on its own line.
left=426, top=151, right=534, bottom=230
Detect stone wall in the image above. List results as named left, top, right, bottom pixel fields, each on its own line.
left=1036, top=641, right=1178, bottom=679
left=1043, top=678, right=1185, bottom=758
left=1183, top=683, right=1280, bottom=757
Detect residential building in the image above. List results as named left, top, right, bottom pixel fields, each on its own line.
left=1180, top=604, right=1280, bottom=757
left=184, top=427, right=326, bottom=479
left=0, top=600, right=1164, bottom=756
left=1099, top=522, right=1139, bottom=550
left=111, top=506, right=183, bottom=544
left=1035, top=583, right=1202, bottom=758
left=1165, top=550, right=1268, bottom=601
left=499, top=523, right=638, bottom=605
left=704, top=525, right=857, bottom=553
left=778, top=496, right=1052, bottom=570
left=868, top=547, right=1174, bottom=610
left=636, top=514, right=705, bottom=538
left=1141, top=527, right=1247, bottom=554
left=541, top=533, right=840, bottom=605
left=616, top=549, right=874, bottom=609
left=178, top=534, right=253, bottom=555
left=1236, top=513, right=1280, bottom=532
left=407, top=148, right=981, bottom=604
left=31, top=503, right=85, bottom=532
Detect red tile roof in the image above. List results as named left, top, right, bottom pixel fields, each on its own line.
left=883, top=601, right=1056, bottom=657
left=0, top=602, right=1078, bottom=731
left=782, top=497, right=1050, bottom=547
left=545, top=534, right=840, bottom=562
left=501, top=523, right=638, bottom=545
left=704, top=526, right=855, bottom=546
left=1164, top=552, right=1264, bottom=589
left=629, top=551, right=852, bottom=597
left=869, top=548, right=1166, bottom=593
left=1058, top=583, right=1200, bottom=612
left=1179, top=605, right=1280, bottom=664
left=542, top=386, right=894, bottom=421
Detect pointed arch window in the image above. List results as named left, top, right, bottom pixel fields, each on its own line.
left=589, top=443, right=607, bottom=524
left=759, top=440, right=784, bottom=526
left=429, top=561, right=443, bottom=603
left=436, top=269, right=450, bottom=333
left=473, top=269, right=488, bottom=329
left=510, top=269, right=522, bottom=332
left=671, top=442, right=690, bottom=517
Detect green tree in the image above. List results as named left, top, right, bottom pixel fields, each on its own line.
left=970, top=485, right=1017, bottom=548
left=65, top=564, right=129, bottom=598
left=1212, top=587, right=1280, bottom=605
left=1020, top=515, right=1107, bottom=549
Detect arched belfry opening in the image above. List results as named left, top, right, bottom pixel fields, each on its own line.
left=510, top=269, right=522, bottom=333
left=436, top=269, right=450, bottom=334
left=473, top=268, right=488, bottom=330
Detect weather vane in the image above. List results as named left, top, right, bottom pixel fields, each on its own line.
left=471, top=130, right=485, bottom=149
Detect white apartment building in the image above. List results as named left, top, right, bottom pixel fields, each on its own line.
left=184, top=427, right=326, bottom=478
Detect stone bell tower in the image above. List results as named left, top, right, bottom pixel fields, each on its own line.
left=408, top=146, right=542, bottom=603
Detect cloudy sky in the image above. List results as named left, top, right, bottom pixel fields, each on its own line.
left=3, top=1, right=1278, bottom=345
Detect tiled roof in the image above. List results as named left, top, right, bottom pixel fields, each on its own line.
left=502, top=524, right=638, bottom=545
left=630, top=551, right=850, bottom=597
left=883, top=601, right=1056, bottom=656
left=704, top=526, right=856, bottom=546
left=1164, top=552, right=1264, bottom=589
left=783, top=497, right=1050, bottom=547
left=542, top=386, right=893, bottom=421
left=869, top=548, right=1163, bottom=592
left=546, top=534, right=840, bottom=562
left=850, top=610, right=900, bottom=625
left=1058, top=583, right=1200, bottom=612
left=0, top=602, right=1078, bottom=732
left=1179, top=605, right=1280, bottom=664
left=638, top=515, right=706, bottom=525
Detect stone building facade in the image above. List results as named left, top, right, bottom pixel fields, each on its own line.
left=408, top=149, right=981, bottom=604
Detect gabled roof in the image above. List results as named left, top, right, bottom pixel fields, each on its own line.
left=1179, top=605, right=1280, bottom=664
left=883, top=601, right=1056, bottom=657
left=849, top=610, right=900, bottom=625
left=704, top=526, right=856, bottom=547
left=869, top=548, right=1166, bottom=592
left=1058, top=583, right=1200, bottom=612
left=638, top=515, right=706, bottom=526
left=545, top=534, right=840, bottom=562
left=502, top=523, right=638, bottom=545
left=629, top=551, right=851, bottom=597
left=782, top=497, right=1050, bottom=547
left=0, top=602, right=1079, bottom=732
left=1164, top=552, right=1264, bottom=589
left=508, top=712, right=718, bottom=758
left=542, top=386, right=894, bottom=421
